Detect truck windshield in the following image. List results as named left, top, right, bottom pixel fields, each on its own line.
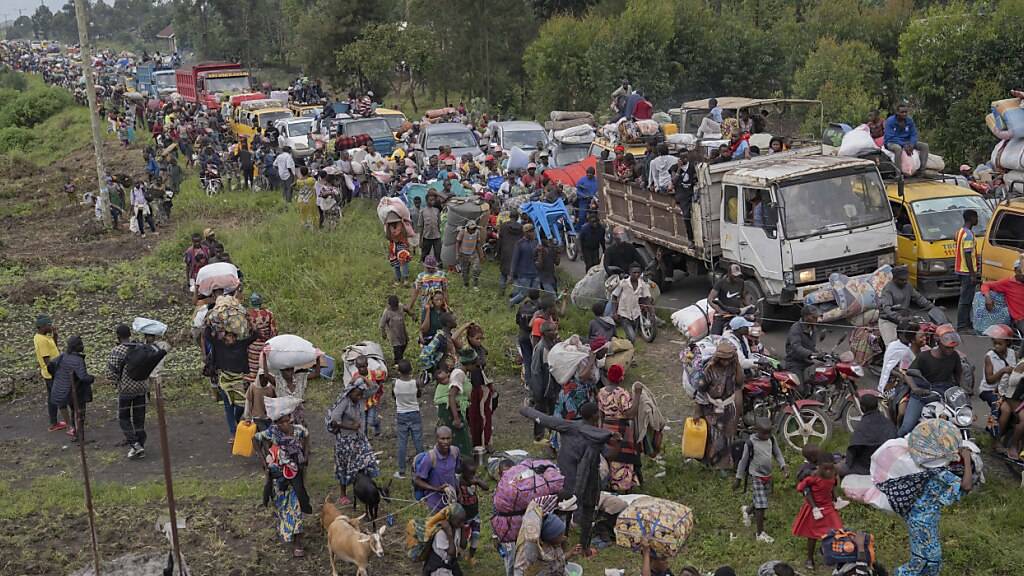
left=552, top=144, right=589, bottom=167
left=780, top=171, right=891, bottom=238
left=286, top=120, right=314, bottom=137
left=258, top=111, right=291, bottom=129
left=912, top=195, right=991, bottom=241
left=206, top=75, right=250, bottom=94
left=379, top=114, right=406, bottom=131
left=426, top=130, right=477, bottom=149
left=153, top=73, right=175, bottom=89
left=345, top=119, right=392, bottom=139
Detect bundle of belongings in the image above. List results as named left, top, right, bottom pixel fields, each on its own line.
left=195, top=261, right=239, bottom=297
left=600, top=117, right=661, bottom=145
left=544, top=110, right=595, bottom=132
left=490, top=459, right=565, bottom=543
left=670, top=299, right=716, bottom=342
left=988, top=93, right=1024, bottom=186
left=840, top=419, right=976, bottom=513
left=341, top=341, right=389, bottom=385
left=207, top=295, right=250, bottom=340
left=803, top=265, right=893, bottom=324
left=377, top=196, right=418, bottom=245
left=613, top=496, right=695, bottom=558
left=680, top=334, right=723, bottom=397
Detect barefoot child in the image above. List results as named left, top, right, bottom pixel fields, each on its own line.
left=734, top=419, right=788, bottom=544
left=457, top=460, right=489, bottom=565
left=792, top=461, right=843, bottom=569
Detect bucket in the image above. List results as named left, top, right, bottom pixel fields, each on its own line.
left=566, top=562, right=583, bottom=576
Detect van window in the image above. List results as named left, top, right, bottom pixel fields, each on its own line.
left=724, top=185, right=738, bottom=223
left=990, top=211, right=1024, bottom=250
left=892, top=201, right=913, bottom=237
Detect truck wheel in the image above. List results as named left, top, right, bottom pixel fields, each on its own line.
left=743, top=279, right=770, bottom=324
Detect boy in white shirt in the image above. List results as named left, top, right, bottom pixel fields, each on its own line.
left=392, top=359, right=423, bottom=479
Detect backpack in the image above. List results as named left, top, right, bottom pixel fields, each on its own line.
left=405, top=506, right=451, bottom=561
left=516, top=300, right=538, bottom=333
left=412, top=447, right=460, bottom=502
left=124, top=343, right=167, bottom=381
left=820, top=529, right=875, bottom=567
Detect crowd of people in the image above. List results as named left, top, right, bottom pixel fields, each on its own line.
left=11, top=41, right=1011, bottom=576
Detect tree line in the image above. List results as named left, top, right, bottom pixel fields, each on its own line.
left=6, top=0, right=1024, bottom=162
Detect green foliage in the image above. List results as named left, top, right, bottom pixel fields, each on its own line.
left=0, top=86, right=74, bottom=129
left=523, top=14, right=607, bottom=114
left=335, top=23, right=438, bottom=99
left=0, top=70, right=28, bottom=91
left=897, top=0, right=1024, bottom=163
left=285, top=0, right=395, bottom=81
left=793, top=37, right=883, bottom=125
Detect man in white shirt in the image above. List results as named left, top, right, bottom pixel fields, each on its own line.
left=611, top=263, right=652, bottom=343
left=363, top=142, right=387, bottom=173
left=878, top=318, right=918, bottom=394
left=273, top=146, right=296, bottom=203
left=646, top=143, right=675, bottom=194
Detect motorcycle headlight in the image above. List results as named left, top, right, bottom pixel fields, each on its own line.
left=955, top=406, right=973, bottom=427
left=796, top=268, right=816, bottom=284
left=877, top=253, right=895, bottom=267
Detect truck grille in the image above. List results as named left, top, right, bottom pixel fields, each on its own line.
left=809, top=252, right=885, bottom=284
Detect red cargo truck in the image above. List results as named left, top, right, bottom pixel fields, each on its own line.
left=174, top=62, right=251, bottom=109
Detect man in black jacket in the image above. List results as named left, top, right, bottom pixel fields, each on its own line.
left=671, top=151, right=698, bottom=244
left=785, top=305, right=820, bottom=391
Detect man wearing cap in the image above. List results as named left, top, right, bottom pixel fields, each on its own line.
left=455, top=219, right=483, bottom=290
left=417, top=193, right=443, bottom=262
left=982, top=255, right=1024, bottom=338
left=522, top=163, right=540, bottom=189
left=879, top=265, right=934, bottom=345
left=34, top=315, right=65, bottom=432
left=723, top=316, right=758, bottom=372
left=898, top=324, right=964, bottom=436
left=708, top=264, right=751, bottom=335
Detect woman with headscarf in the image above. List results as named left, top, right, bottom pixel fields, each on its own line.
left=886, top=420, right=974, bottom=576
left=48, top=336, right=95, bottom=442
left=696, top=341, right=742, bottom=470
left=254, top=397, right=310, bottom=558
left=598, top=364, right=642, bottom=492
left=325, top=379, right=380, bottom=506
left=513, top=497, right=581, bottom=576
left=246, top=293, right=278, bottom=385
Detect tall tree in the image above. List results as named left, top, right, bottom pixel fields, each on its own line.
left=793, top=37, right=883, bottom=125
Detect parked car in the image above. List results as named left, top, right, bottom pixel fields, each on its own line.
left=415, top=123, right=481, bottom=168
left=275, top=117, right=317, bottom=158
left=487, top=120, right=548, bottom=152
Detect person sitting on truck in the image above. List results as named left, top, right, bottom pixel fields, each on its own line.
left=647, top=144, right=675, bottom=195
left=879, top=265, right=935, bottom=345
left=728, top=130, right=751, bottom=161
left=707, top=98, right=723, bottom=124
left=709, top=144, right=732, bottom=165
left=866, top=109, right=885, bottom=146
left=884, top=104, right=929, bottom=176
left=671, top=151, right=697, bottom=243
left=738, top=109, right=754, bottom=135
left=720, top=110, right=740, bottom=141
left=709, top=264, right=750, bottom=335
left=603, top=226, right=644, bottom=277
left=633, top=90, right=653, bottom=121
left=785, top=305, right=821, bottom=391
left=768, top=137, right=785, bottom=154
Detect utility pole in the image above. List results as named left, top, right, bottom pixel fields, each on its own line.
left=73, top=0, right=111, bottom=227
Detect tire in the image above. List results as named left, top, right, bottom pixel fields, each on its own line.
left=563, top=220, right=579, bottom=261
left=639, top=307, right=657, bottom=342
left=206, top=180, right=222, bottom=196
left=779, top=406, right=832, bottom=452
left=254, top=175, right=270, bottom=192
left=843, top=397, right=865, bottom=434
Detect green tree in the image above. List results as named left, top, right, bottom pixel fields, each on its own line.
left=897, top=0, right=1024, bottom=163
left=793, top=37, right=882, bottom=125
left=335, top=23, right=438, bottom=108
left=6, top=16, right=34, bottom=40
left=293, top=0, right=394, bottom=83
left=522, top=14, right=606, bottom=114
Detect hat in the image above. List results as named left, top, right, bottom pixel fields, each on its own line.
left=935, top=324, right=960, bottom=348
left=614, top=145, right=625, bottom=153
left=540, top=514, right=566, bottom=543
left=458, top=347, right=479, bottom=365
left=35, top=314, right=53, bottom=328
left=984, top=323, right=1014, bottom=340
left=527, top=162, right=537, bottom=169
left=729, top=263, right=742, bottom=277
left=203, top=227, right=215, bottom=239
left=423, top=255, right=439, bottom=270
left=729, top=316, right=753, bottom=331
left=959, top=164, right=972, bottom=172
left=466, top=220, right=478, bottom=230
left=607, top=364, right=625, bottom=384
left=893, top=265, right=910, bottom=279
left=250, top=292, right=263, bottom=307
left=714, top=341, right=737, bottom=359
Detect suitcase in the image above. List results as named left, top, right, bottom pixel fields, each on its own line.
left=682, top=417, right=707, bottom=459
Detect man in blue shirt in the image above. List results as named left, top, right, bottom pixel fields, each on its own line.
left=884, top=104, right=929, bottom=176
left=575, top=166, right=598, bottom=224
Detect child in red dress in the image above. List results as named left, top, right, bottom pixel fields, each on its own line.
left=791, top=460, right=842, bottom=569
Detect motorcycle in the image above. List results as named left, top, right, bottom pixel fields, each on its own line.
left=740, top=353, right=833, bottom=451
left=806, top=334, right=868, bottom=433
left=202, top=165, right=223, bottom=196
left=920, top=383, right=985, bottom=484
left=604, top=263, right=659, bottom=342
left=482, top=223, right=499, bottom=261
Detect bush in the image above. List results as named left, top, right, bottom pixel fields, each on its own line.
left=0, top=127, right=37, bottom=153
left=0, top=86, right=73, bottom=129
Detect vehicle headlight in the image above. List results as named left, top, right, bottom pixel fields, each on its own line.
left=955, top=406, right=973, bottom=427
left=917, top=259, right=949, bottom=274
left=796, top=269, right=816, bottom=284
left=784, top=271, right=794, bottom=285
left=877, top=253, right=895, bottom=267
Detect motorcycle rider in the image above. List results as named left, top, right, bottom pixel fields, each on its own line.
left=723, top=316, right=758, bottom=373
left=708, top=264, right=751, bottom=335
left=784, top=305, right=820, bottom=392
left=897, top=324, right=963, bottom=436
left=609, top=263, right=652, bottom=343
left=603, top=226, right=644, bottom=277
left=878, top=317, right=920, bottom=395
left=878, top=265, right=934, bottom=345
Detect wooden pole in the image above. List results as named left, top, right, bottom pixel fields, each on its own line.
left=154, top=377, right=187, bottom=576
left=68, top=377, right=101, bottom=575
left=73, top=0, right=111, bottom=227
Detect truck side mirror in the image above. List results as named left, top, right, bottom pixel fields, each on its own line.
left=763, top=203, right=779, bottom=227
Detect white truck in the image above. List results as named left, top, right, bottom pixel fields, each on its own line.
left=598, top=146, right=897, bottom=308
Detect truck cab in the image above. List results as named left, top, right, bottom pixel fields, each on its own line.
left=887, top=179, right=992, bottom=298
left=599, top=148, right=897, bottom=306
left=979, top=199, right=1024, bottom=282
left=275, top=117, right=317, bottom=158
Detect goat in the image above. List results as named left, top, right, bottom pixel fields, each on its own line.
left=327, top=514, right=385, bottom=576
left=352, top=472, right=392, bottom=529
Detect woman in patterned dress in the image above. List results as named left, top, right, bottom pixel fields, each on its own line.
left=598, top=364, right=641, bottom=492
left=246, top=293, right=278, bottom=384
left=325, top=379, right=380, bottom=506
left=254, top=399, right=310, bottom=558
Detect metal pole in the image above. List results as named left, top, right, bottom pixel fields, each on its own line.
left=73, top=0, right=111, bottom=227
left=154, top=377, right=187, bottom=576
left=68, top=377, right=102, bottom=575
